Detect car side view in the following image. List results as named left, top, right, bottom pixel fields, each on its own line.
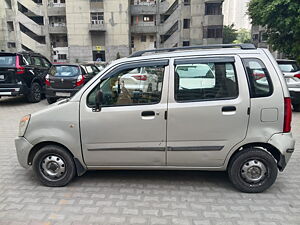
left=15, top=44, right=295, bottom=193
left=0, top=52, right=52, bottom=103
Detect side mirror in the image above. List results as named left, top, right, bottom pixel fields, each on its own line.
left=93, top=90, right=103, bottom=112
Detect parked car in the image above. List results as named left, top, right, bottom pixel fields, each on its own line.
left=0, top=51, right=51, bottom=102
left=45, top=63, right=100, bottom=104
left=277, top=59, right=300, bottom=111
left=15, top=44, right=295, bottom=193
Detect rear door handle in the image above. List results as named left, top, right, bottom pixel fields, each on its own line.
left=222, top=106, right=236, bottom=112
left=141, top=111, right=155, bottom=117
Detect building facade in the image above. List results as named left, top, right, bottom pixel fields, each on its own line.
left=0, top=0, right=224, bottom=62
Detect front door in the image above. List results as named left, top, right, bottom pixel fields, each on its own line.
left=80, top=60, right=169, bottom=167
left=167, top=56, right=250, bottom=167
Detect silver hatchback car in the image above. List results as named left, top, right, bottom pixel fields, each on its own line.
left=15, top=44, right=295, bottom=193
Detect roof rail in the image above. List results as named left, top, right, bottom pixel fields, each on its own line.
left=129, top=43, right=256, bottom=58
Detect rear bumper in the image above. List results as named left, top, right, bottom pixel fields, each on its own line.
left=0, top=84, right=28, bottom=96
left=268, top=132, right=295, bottom=171
left=289, top=90, right=300, bottom=105
left=15, top=137, right=33, bottom=169
left=46, top=87, right=80, bottom=98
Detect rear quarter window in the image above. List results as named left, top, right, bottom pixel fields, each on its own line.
left=242, top=58, right=273, bottom=98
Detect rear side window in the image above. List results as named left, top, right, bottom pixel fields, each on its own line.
left=49, top=66, right=80, bottom=77
left=41, top=58, right=51, bottom=68
left=278, top=62, right=300, bottom=73
left=32, top=57, right=42, bottom=66
left=243, top=58, right=273, bottom=98
left=0, top=55, right=16, bottom=67
left=174, top=60, right=238, bottom=102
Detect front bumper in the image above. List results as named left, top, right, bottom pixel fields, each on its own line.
left=15, top=137, right=33, bottom=169
left=268, top=132, right=295, bottom=171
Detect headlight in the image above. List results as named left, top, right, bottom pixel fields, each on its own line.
left=18, top=114, right=30, bottom=137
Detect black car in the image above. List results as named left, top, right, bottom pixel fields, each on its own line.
left=45, top=64, right=100, bottom=104
left=0, top=51, right=52, bottom=102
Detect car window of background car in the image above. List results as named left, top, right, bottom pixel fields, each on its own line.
left=0, top=56, right=15, bottom=67
left=87, top=65, right=165, bottom=107
left=278, top=63, right=300, bottom=72
left=175, top=62, right=238, bottom=102
left=243, top=58, right=273, bottom=98
left=50, top=66, right=80, bottom=77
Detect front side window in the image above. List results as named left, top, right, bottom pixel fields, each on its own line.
left=175, top=61, right=238, bottom=102
left=87, top=65, right=165, bottom=107
left=32, top=57, right=42, bottom=66
left=243, top=58, right=273, bottom=98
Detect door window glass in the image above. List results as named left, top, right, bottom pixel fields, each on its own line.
left=242, top=58, right=273, bottom=98
left=87, top=65, right=165, bottom=107
left=32, top=57, right=42, bottom=66
left=41, top=58, right=51, bottom=68
left=175, top=62, right=238, bottom=102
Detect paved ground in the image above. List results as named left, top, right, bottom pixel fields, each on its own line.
left=0, top=96, right=300, bottom=225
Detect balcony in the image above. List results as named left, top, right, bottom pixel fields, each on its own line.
left=89, top=21, right=106, bottom=32
left=130, top=5, right=157, bottom=15
left=49, top=24, right=67, bottom=34
left=131, top=22, right=156, bottom=33
left=90, top=1, right=104, bottom=12
left=204, top=15, right=223, bottom=26
left=48, top=6, right=66, bottom=16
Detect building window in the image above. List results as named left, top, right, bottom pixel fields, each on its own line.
left=252, top=34, right=259, bottom=41
left=203, top=26, right=223, bottom=38
left=150, top=35, right=155, bottom=42
left=183, top=19, right=190, bottom=29
left=183, top=41, right=190, bottom=46
left=7, top=21, right=14, bottom=31
left=184, top=0, right=190, bottom=5
left=91, top=12, right=104, bottom=24
left=91, top=0, right=103, bottom=2
left=143, top=15, right=154, bottom=22
left=7, top=42, right=16, bottom=48
left=58, top=54, right=67, bottom=60
left=205, top=3, right=222, bottom=15
left=131, top=36, right=135, bottom=48
left=141, top=35, right=147, bottom=42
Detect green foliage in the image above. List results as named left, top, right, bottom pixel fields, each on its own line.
left=223, top=24, right=238, bottom=44
left=234, top=28, right=251, bottom=44
left=248, top=0, right=300, bottom=62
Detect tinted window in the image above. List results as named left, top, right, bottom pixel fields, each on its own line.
left=87, top=65, right=165, bottom=107
left=0, top=56, right=15, bottom=67
left=32, top=57, right=42, bottom=66
left=41, top=58, right=51, bottom=68
left=22, top=55, right=31, bottom=65
left=175, top=62, right=238, bottom=102
left=278, top=62, right=300, bottom=72
left=243, top=58, right=273, bottom=98
left=49, top=66, right=80, bottom=77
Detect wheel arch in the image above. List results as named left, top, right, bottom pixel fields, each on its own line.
left=227, top=142, right=283, bottom=170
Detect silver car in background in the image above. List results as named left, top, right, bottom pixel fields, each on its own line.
left=277, top=59, right=300, bottom=111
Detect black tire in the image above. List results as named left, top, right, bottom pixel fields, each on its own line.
left=293, top=104, right=300, bottom=112
left=228, top=148, right=278, bottom=193
left=47, top=97, right=57, bottom=104
left=26, top=82, right=42, bottom=103
left=33, top=145, right=76, bottom=187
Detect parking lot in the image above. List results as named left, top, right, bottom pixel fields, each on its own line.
left=0, top=96, right=300, bottom=225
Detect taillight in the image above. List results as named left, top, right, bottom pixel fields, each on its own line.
left=294, top=73, right=300, bottom=79
left=132, top=75, right=147, bottom=81
left=45, top=74, right=51, bottom=86
left=75, top=74, right=84, bottom=86
left=16, top=55, right=25, bottom=74
left=283, top=97, right=292, bottom=133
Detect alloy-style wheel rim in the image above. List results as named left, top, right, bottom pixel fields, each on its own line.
left=33, top=85, right=41, bottom=100
left=241, top=159, right=267, bottom=184
left=40, top=155, right=66, bottom=180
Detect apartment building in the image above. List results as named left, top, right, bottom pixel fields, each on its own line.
left=0, top=0, right=224, bottom=63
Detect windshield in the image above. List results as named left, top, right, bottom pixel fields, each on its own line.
left=0, top=56, right=16, bottom=67
left=278, top=62, right=300, bottom=72
left=49, top=65, right=80, bottom=77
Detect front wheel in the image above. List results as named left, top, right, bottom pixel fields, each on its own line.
left=228, top=148, right=278, bottom=193
left=33, top=145, right=76, bottom=187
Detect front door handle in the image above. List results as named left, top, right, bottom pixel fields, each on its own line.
left=222, top=106, right=236, bottom=112
left=141, top=111, right=155, bottom=117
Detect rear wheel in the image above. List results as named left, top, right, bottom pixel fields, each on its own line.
left=228, top=148, right=278, bottom=193
left=33, top=145, right=76, bottom=187
left=293, top=104, right=300, bottom=112
left=27, top=82, right=42, bottom=103
left=47, top=97, right=57, bottom=104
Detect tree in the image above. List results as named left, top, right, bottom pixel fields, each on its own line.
left=223, top=24, right=238, bottom=44
left=234, top=28, right=251, bottom=44
left=248, top=0, right=300, bottom=62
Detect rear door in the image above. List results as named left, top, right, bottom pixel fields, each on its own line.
left=166, top=56, right=250, bottom=167
left=49, top=65, right=80, bottom=89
